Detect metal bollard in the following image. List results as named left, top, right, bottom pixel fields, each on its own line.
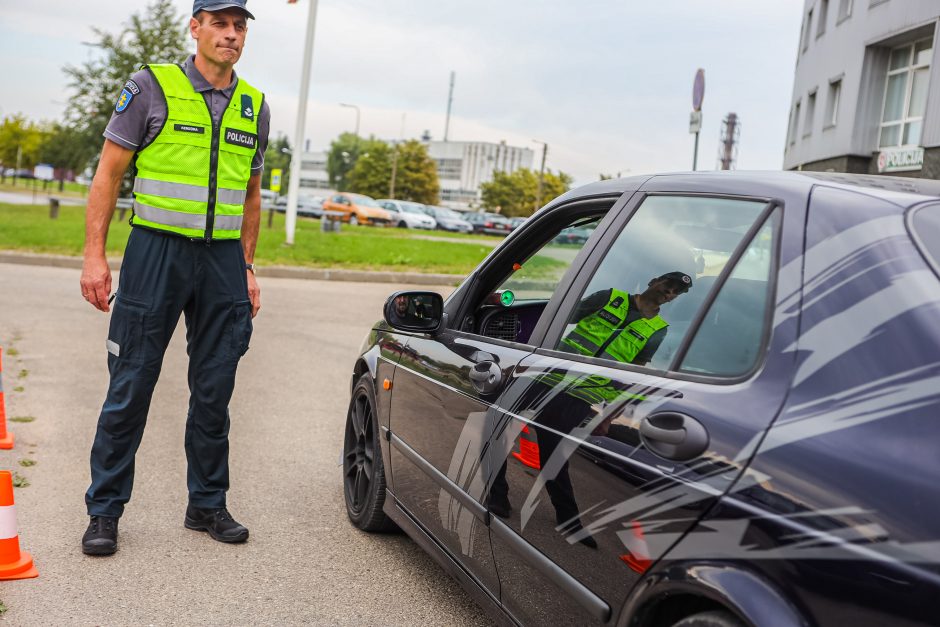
left=48, top=197, right=60, bottom=219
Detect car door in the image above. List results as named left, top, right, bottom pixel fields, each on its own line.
left=386, top=194, right=628, bottom=601
left=485, top=180, right=807, bottom=625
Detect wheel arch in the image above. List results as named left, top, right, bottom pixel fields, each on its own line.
left=618, top=562, right=807, bottom=627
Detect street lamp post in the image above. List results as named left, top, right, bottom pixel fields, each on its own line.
left=285, top=0, right=321, bottom=246
left=339, top=103, right=360, bottom=137
left=532, top=139, right=548, bottom=212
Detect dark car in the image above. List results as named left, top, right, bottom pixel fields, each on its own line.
left=274, top=194, right=324, bottom=218
left=465, top=211, right=513, bottom=236
left=342, top=171, right=940, bottom=627
left=421, top=205, right=473, bottom=233
left=554, top=225, right=592, bottom=245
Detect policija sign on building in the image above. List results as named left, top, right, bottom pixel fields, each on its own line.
left=877, top=146, right=924, bottom=173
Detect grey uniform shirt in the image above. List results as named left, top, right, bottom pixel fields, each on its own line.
left=103, top=54, right=270, bottom=174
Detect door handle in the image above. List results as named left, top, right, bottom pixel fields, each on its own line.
left=639, top=412, right=709, bottom=462
left=469, top=361, right=502, bottom=394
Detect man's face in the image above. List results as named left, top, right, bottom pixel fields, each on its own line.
left=645, top=278, right=688, bottom=307
left=191, top=9, right=248, bottom=66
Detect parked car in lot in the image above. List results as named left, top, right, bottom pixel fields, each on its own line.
left=377, top=199, right=437, bottom=229
left=343, top=171, right=940, bottom=627
left=508, top=216, right=529, bottom=231
left=322, top=192, right=392, bottom=226
left=260, top=189, right=279, bottom=208
left=273, top=194, right=324, bottom=218
left=554, top=225, right=593, bottom=245
left=420, top=205, right=473, bottom=233
left=465, top=211, right=513, bottom=236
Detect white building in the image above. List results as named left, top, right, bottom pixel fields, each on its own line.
left=784, top=0, right=939, bottom=178
left=426, top=140, right=534, bottom=210
left=296, top=150, right=331, bottom=195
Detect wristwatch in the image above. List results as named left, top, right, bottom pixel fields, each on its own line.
left=245, top=263, right=255, bottom=274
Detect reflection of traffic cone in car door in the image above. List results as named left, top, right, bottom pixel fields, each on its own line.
left=0, top=470, right=38, bottom=580
left=0, top=347, right=15, bottom=449
left=511, top=425, right=540, bottom=470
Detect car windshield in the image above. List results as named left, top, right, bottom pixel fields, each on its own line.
left=400, top=203, right=426, bottom=214
left=349, top=194, right=381, bottom=208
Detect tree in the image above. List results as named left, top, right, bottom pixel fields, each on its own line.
left=62, top=0, right=189, bottom=187
left=480, top=168, right=573, bottom=217
left=326, top=133, right=384, bottom=191
left=0, top=114, right=46, bottom=183
left=261, top=134, right=291, bottom=192
left=346, top=142, right=392, bottom=199
left=39, top=123, right=97, bottom=190
left=346, top=139, right=440, bottom=204
left=389, top=140, right=440, bottom=205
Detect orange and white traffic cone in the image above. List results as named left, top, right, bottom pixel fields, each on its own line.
left=0, top=470, right=38, bottom=580
left=0, top=347, right=13, bottom=449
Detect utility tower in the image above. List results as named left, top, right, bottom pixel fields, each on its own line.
left=717, top=112, right=740, bottom=170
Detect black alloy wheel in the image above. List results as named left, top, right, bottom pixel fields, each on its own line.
left=343, top=375, right=394, bottom=531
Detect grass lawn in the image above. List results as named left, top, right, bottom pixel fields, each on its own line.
left=0, top=203, right=522, bottom=276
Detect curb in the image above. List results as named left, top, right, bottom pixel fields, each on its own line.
left=0, top=251, right=464, bottom=287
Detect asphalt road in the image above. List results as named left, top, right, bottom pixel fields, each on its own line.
left=0, top=262, right=487, bottom=626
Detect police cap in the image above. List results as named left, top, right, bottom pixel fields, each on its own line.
left=193, top=0, right=255, bottom=20
left=654, top=271, right=693, bottom=291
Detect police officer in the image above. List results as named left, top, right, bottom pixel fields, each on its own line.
left=79, top=0, right=270, bottom=555
left=561, top=271, right=693, bottom=367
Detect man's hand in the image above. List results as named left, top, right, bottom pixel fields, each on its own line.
left=81, top=255, right=113, bottom=312
left=247, top=270, right=261, bottom=317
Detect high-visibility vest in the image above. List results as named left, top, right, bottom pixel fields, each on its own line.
left=561, top=289, right=668, bottom=364
left=130, top=63, right=263, bottom=240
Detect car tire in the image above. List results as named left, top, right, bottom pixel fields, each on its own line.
left=397, top=221, right=408, bottom=228
left=671, top=610, right=745, bottom=627
left=343, top=375, right=395, bottom=532
left=349, top=215, right=359, bottom=226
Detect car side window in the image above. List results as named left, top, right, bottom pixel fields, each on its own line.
left=678, top=210, right=779, bottom=377
left=460, top=212, right=606, bottom=344
left=553, top=195, right=769, bottom=370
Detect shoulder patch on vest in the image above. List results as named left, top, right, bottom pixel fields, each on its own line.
left=124, top=79, right=141, bottom=95
left=610, top=296, right=624, bottom=308
left=224, top=128, right=258, bottom=150
left=241, top=94, right=254, bottom=120
left=115, top=88, right=134, bottom=113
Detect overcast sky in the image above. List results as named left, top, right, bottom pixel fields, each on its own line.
left=0, top=0, right=803, bottom=184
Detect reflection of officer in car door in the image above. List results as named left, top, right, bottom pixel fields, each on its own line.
left=486, top=272, right=693, bottom=547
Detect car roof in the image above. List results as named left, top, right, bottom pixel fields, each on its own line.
left=557, top=171, right=940, bottom=210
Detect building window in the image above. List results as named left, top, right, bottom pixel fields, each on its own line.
left=879, top=37, right=933, bottom=148
left=825, top=79, right=842, bottom=128
left=804, top=90, right=817, bottom=137
left=869, top=0, right=889, bottom=7
left=790, top=100, right=802, bottom=145
left=837, top=0, right=852, bottom=22
left=817, top=0, right=829, bottom=37
left=802, top=9, right=814, bottom=51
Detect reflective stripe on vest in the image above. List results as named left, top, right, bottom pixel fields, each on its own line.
left=561, top=289, right=667, bottom=364
left=134, top=178, right=247, bottom=205
left=133, top=200, right=244, bottom=232
left=130, top=63, right=262, bottom=240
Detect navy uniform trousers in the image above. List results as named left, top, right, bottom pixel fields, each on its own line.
left=86, top=227, right=253, bottom=518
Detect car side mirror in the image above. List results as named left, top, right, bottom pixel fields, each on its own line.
left=384, top=291, right=444, bottom=334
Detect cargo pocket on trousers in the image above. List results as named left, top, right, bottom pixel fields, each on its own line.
left=230, top=299, right=253, bottom=358
left=107, top=294, right=149, bottom=366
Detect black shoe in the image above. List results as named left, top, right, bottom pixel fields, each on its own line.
left=487, top=493, right=512, bottom=519
left=82, top=516, right=118, bottom=555
left=184, top=506, right=249, bottom=543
